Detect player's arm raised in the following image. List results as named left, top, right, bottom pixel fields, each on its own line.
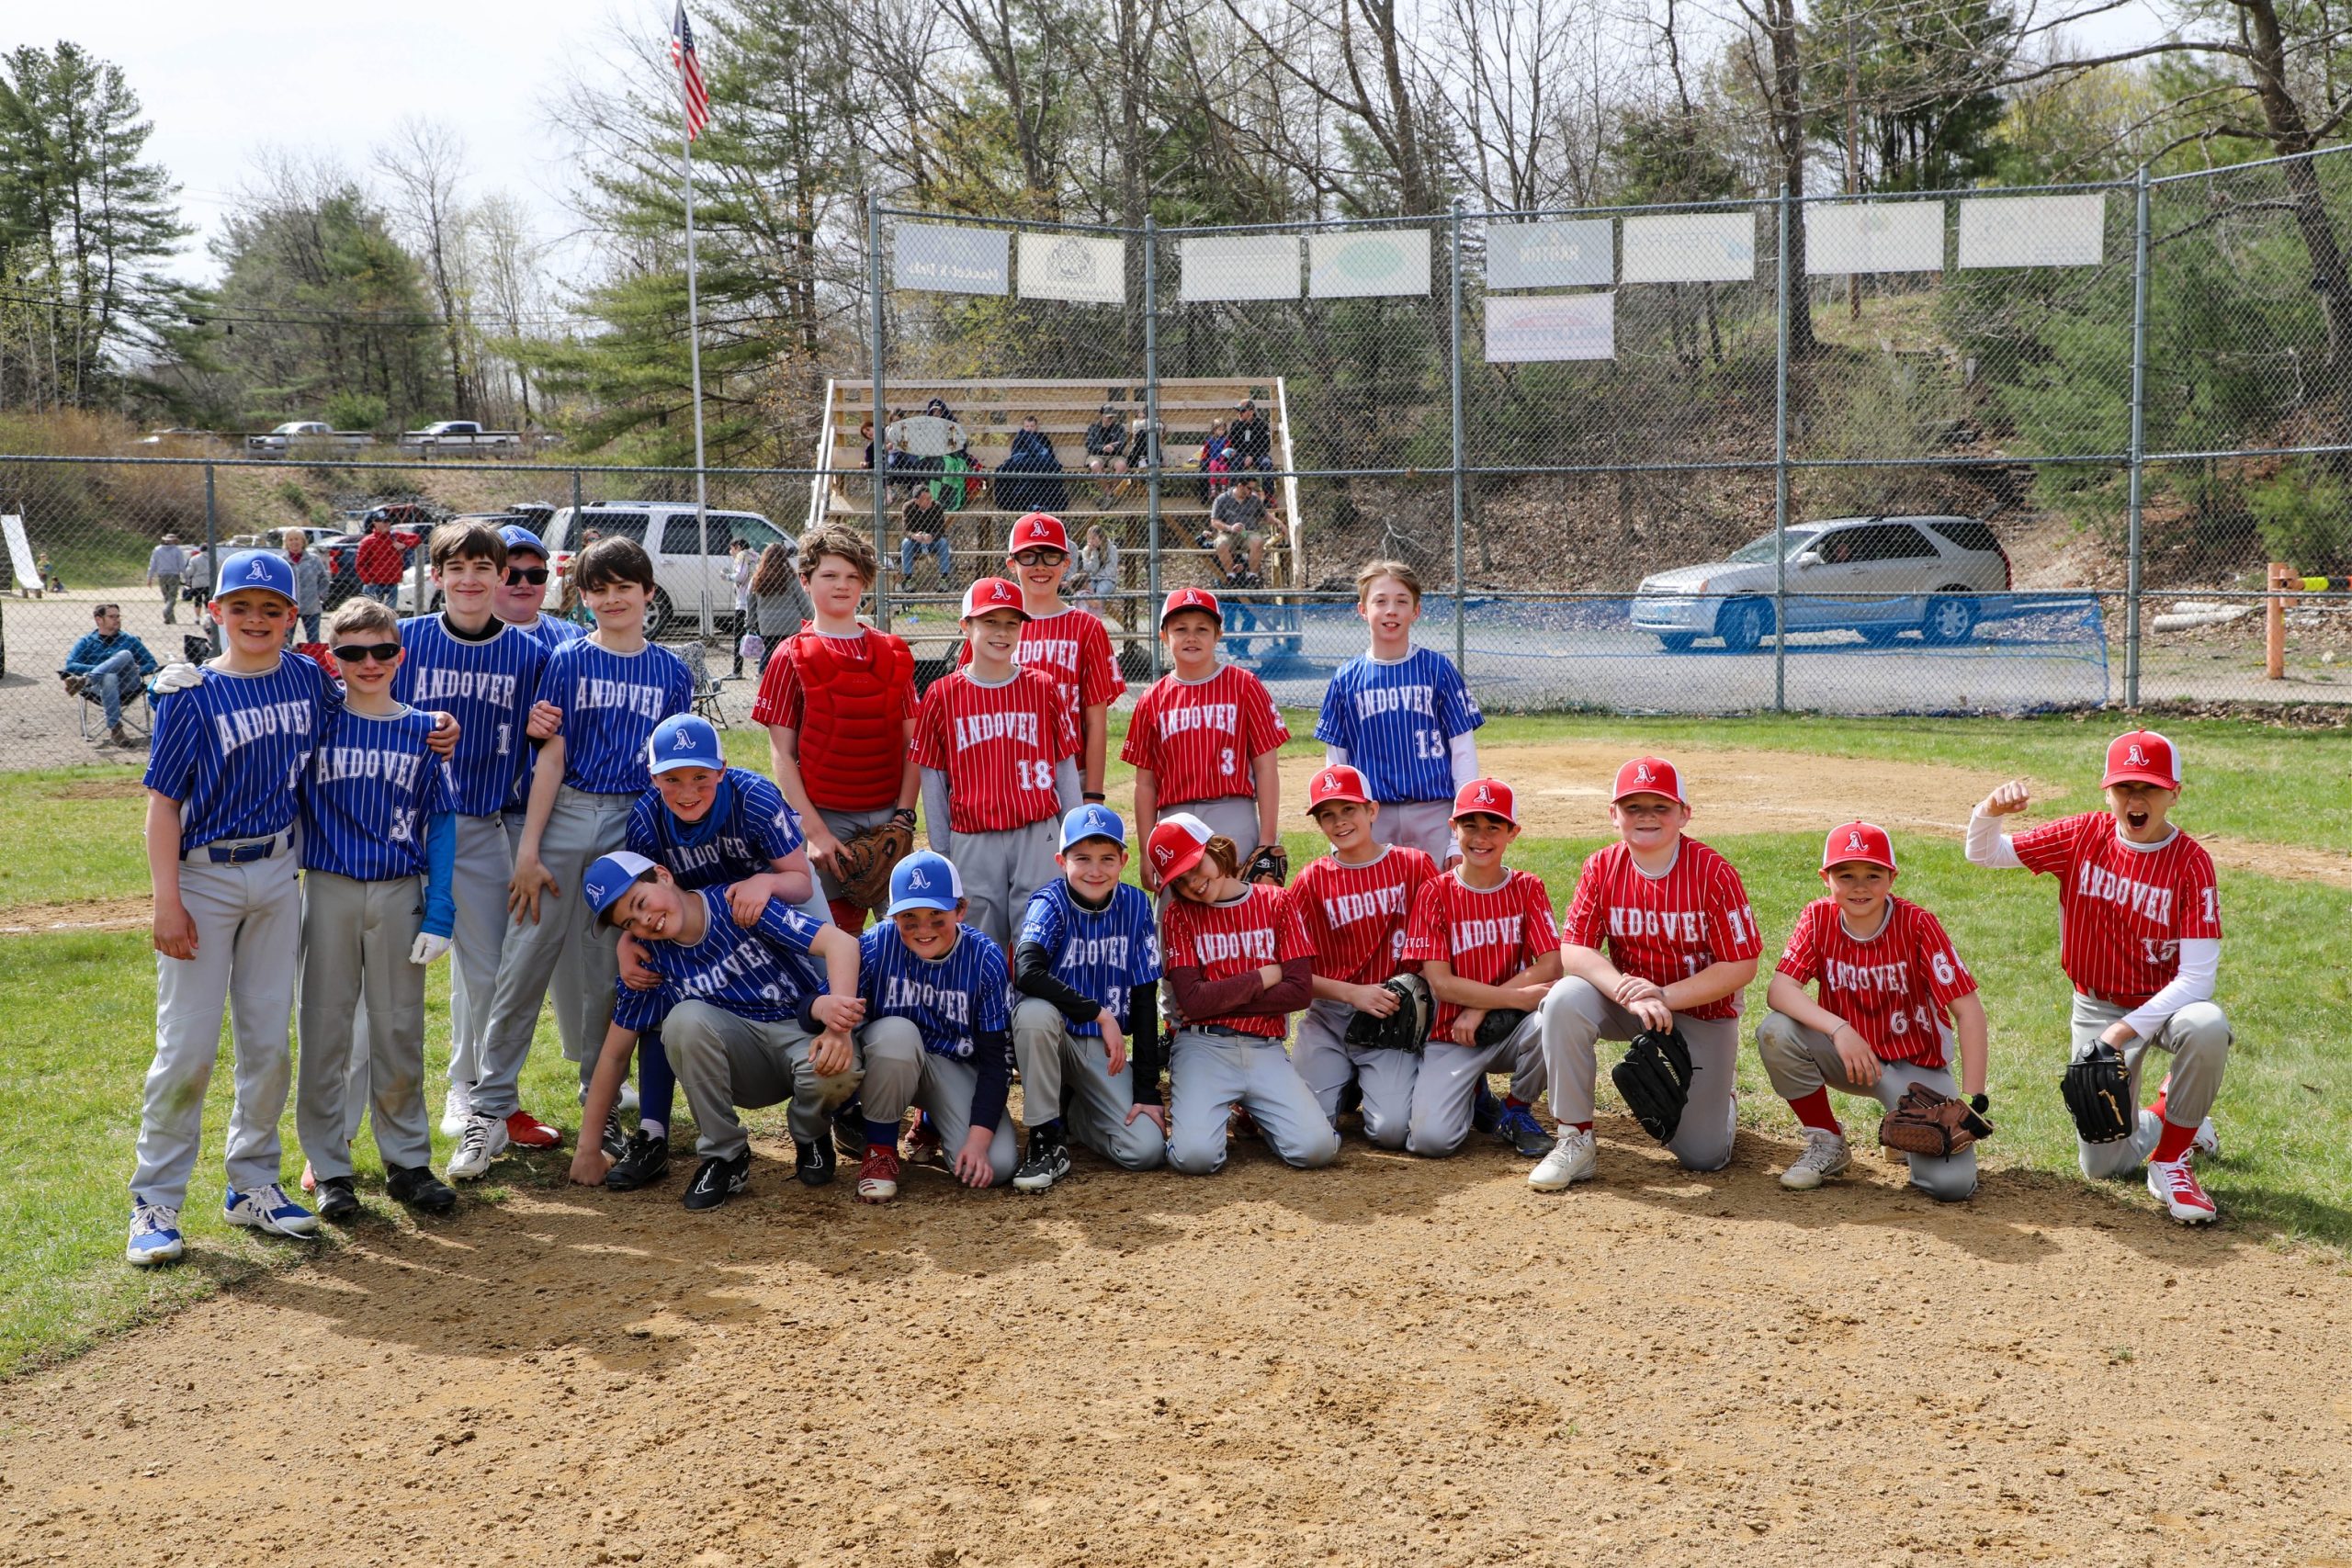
left=1966, top=777, right=2031, bottom=869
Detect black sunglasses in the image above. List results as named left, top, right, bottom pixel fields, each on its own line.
left=504, top=567, right=548, bottom=586
left=1010, top=548, right=1067, bottom=568
left=332, top=642, right=402, bottom=665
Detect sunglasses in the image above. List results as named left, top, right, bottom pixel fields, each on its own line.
left=1011, top=549, right=1067, bottom=568
left=332, top=642, right=403, bottom=665
left=504, top=567, right=548, bottom=586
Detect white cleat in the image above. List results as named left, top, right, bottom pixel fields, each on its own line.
left=2146, top=1157, right=2218, bottom=1224
left=445, top=1111, right=511, bottom=1181
left=440, top=1081, right=475, bottom=1138
left=2192, top=1118, right=2221, bottom=1158
left=1528, top=1128, right=1597, bottom=1190
left=1780, top=1129, right=1852, bottom=1190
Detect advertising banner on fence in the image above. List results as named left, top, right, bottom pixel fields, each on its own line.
left=1957, top=194, right=2108, bottom=268
left=1484, top=293, right=1614, bottom=362
left=1806, top=200, right=1946, bottom=275
left=1621, top=211, right=1757, bottom=284
left=1016, top=231, right=1125, bottom=305
left=1485, top=220, right=1613, bottom=290
left=1180, top=234, right=1301, bottom=301
left=1, top=514, right=36, bottom=594
left=1306, top=230, right=1430, bottom=297
left=893, top=224, right=1010, bottom=295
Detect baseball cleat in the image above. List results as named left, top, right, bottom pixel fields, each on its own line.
left=681, top=1152, right=751, bottom=1212
left=1528, top=1128, right=1598, bottom=1190
left=857, top=1145, right=902, bottom=1203
left=599, top=1111, right=628, bottom=1163
left=580, top=1080, right=639, bottom=1114
left=446, top=1111, right=511, bottom=1180
left=1495, top=1102, right=1553, bottom=1158
left=794, top=1137, right=836, bottom=1189
left=386, top=1165, right=458, bottom=1214
left=832, top=1098, right=867, bottom=1159
left=903, top=1112, right=944, bottom=1167
left=439, top=1081, right=475, bottom=1138
left=224, top=1182, right=320, bottom=1237
left=126, top=1203, right=184, bottom=1267
left=1780, top=1129, right=1851, bottom=1190
left=2194, top=1118, right=2222, bottom=1158
left=314, top=1175, right=361, bottom=1223
left=503, top=1110, right=562, bottom=1150
left=2146, top=1158, right=2217, bottom=1224
left=1012, top=1127, right=1071, bottom=1192
left=605, top=1132, right=673, bottom=1190
left=1470, top=1082, right=1503, bottom=1137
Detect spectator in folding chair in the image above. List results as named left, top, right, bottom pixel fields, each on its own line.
left=62, top=603, right=160, bottom=747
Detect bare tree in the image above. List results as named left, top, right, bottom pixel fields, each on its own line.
left=374, top=117, right=475, bottom=415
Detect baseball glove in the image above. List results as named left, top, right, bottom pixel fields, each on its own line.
left=1878, top=1085, right=1994, bottom=1157
left=1474, top=1008, right=1531, bottom=1050
left=1244, top=842, right=1289, bottom=886
left=831, top=812, right=915, bottom=909
left=2061, top=1043, right=2135, bottom=1143
left=1343, top=973, right=1433, bottom=1053
left=1611, top=1026, right=1694, bottom=1145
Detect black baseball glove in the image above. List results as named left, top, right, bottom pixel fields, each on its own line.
left=1343, top=973, right=1432, bottom=1053
left=1611, top=1026, right=1694, bottom=1145
left=1474, top=1008, right=1530, bottom=1049
left=1244, top=842, right=1289, bottom=886
left=2062, top=1044, right=2135, bottom=1143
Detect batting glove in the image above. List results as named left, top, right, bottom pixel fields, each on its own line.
left=151, top=660, right=205, bottom=694
left=409, top=932, right=453, bottom=966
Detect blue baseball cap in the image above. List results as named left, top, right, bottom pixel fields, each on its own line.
left=1060, top=802, right=1126, bottom=851
left=216, top=549, right=297, bottom=604
left=886, top=851, right=964, bottom=916
left=646, top=714, right=724, bottom=774
left=499, top=525, right=549, bottom=559
left=582, top=851, right=659, bottom=922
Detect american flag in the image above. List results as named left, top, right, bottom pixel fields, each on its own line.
left=672, top=2, right=710, bottom=141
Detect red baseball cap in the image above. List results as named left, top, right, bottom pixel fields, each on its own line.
left=1007, top=513, right=1070, bottom=556
left=2102, top=729, right=2180, bottom=789
left=1450, top=777, right=1519, bottom=826
left=1820, top=820, right=1898, bottom=874
left=1146, top=813, right=1213, bottom=883
left=1160, top=586, right=1221, bottom=625
left=961, top=577, right=1030, bottom=620
left=1612, top=756, right=1685, bottom=805
left=1306, top=764, right=1373, bottom=813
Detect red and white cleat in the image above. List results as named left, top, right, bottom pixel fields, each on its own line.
left=2147, top=1157, right=2217, bottom=1224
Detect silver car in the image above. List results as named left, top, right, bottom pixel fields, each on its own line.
left=1631, top=515, right=2014, bottom=652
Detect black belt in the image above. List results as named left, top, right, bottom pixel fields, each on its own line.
left=1189, top=1023, right=1261, bottom=1041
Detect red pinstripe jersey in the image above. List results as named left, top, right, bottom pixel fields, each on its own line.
left=1290, top=844, right=1439, bottom=987
left=1119, top=663, right=1290, bottom=807
left=1561, top=839, right=1762, bottom=1021
left=2011, top=812, right=2221, bottom=1008
left=1775, top=897, right=1978, bottom=1066
left=908, top=666, right=1080, bottom=833
left=956, top=606, right=1126, bottom=716
left=1163, top=883, right=1315, bottom=1039
left=1401, top=868, right=1561, bottom=1038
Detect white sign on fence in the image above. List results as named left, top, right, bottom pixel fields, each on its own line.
left=1306, top=230, right=1431, bottom=297
left=1016, top=231, right=1125, bottom=305
left=1621, top=211, right=1756, bottom=284
left=1485, top=292, right=1615, bottom=362
left=1486, top=220, right=1614, bottom=290
left=1, top=514, right=36, bottom=594
left=1957, top=193, right=2108, bottom=269
left=1806, top=200, right=1946, bottom=275
left=893, top=224, right=1011, bottom=295
left=1179, top=234, right=1301, bottom=301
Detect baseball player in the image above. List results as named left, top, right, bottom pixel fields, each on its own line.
left=955, top=513, right=1128, bottom=803
left=1758, top=821, right=1989, bottom=1201
left=1121, top=588, right=1289, bottom=887
left=910, top=577, right=1082, bottom=947
left=1289, top=765, right=1439, bottom=1148
left=1315, top=560, right=1482, bottom=865
left=568, top=853, right=865, bottom=1210
left=1531, top=757, right=1762, bottom=1190
left=294, top=598, right=462, bottom=1222
left=1009, top=803, right=1166, bottom=1190
left=454, top=536, right=693, bottom=1183
left=851, top=852, right=1020, bottom=1201
left=1398, top=778, right=1559, bottom=1158
left=1966, top=730, right=2228, bottom=1224
left=1151, top=815, right=1339, bottom=1175
left=604, top=713, right=821, bottom=1190
left=753, top=523, right=921, bottom=934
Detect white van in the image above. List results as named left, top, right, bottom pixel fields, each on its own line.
left=541, top=502, right=797, bottom=638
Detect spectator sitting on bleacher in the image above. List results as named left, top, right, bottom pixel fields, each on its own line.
left=61, top=602, right=160, bottom=746
left=1207, top=474, right=1278, bottom=588
left=993, top=414, right=1069, bottom=514
left=1125, top=415, right=1164, bottom=472
left=1227, top=398, right=1273, bottom=472
left=1084, top=403, right=1132, bottom=497
left=900, top=487, right=956, bottom=592
left=1198, top=420, right=1233, bottom=502
left=1080, top=525, right=1120, bottom=621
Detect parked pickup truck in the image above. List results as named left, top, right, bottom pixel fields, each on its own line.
left=245, top=421, right=372, bottom=454
left=399, top=420, right=524, bottom=453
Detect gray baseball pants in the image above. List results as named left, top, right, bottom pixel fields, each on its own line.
left=1178, top=794, right=1262, bottom=854
left=859, top=1016, right=1020, bottom=1184
left=1166, top=1028, right=1340, bottom=1175
left=931, top=817, right=1060, bottom=953
left=131, top=832, right=301, bottom=1211
left=663, top=1000, right=860, bottom=1161
left=1756, top=1011, right=1975, bottom=1201
left=1538, top=977, right=1741, bottom=1172
left=2068, top=993, right=2232, bottom=1179
left=814, top=805, right=895, bottom=918
left=1407, top=1008, right=1545, bottom=1156
left=441, top=811, right=516, bottom=1094
left=1370, top=800, right=1454, bottom=864
left=1011, top=998, right=1166, bottom=1169
left=296, top=871, right=431, bottom=1179
left=1292, top=998, right=1418, bottom=1150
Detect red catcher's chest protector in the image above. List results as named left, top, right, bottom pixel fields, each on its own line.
left=788, top=629, right=911, bottom=810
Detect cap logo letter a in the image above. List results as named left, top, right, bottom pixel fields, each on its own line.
left=1634, top=763, right=1652, bottom=784
left=1476, top=785, right=1492, bottom=804
left=1848, top=830, right=1863, bottom=851
left=249, top=561, right=268, bottom=581
left=2128, top=743, right=2146, bottom=765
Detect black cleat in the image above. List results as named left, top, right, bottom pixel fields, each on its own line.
left=1012, top=1126, right=1071, bottom=1193
left=832, top=1098, right=866, bottom=1159
left=683, top=1152, right=752, bottom=1211
left=796, top=1137, right=837, bottom=1188
left=605, top=1130, right=672, bottom=1190
left=385, top=1165, right=458, bottom=1215
left=315, top=1175, right=361, bottom=1223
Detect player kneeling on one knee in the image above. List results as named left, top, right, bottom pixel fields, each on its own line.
left=1011, top=805, right=1167, bottom=1190
left=1758, top=822, right=1989, bottom=1202
left=1532, top=758, right=1760, bottom=1190
left=570, top=853, right=865, bottom=1211
left=1968, top=730, right=2230, bottom=1225
left=1154, top=816, right=1338, bottom=1175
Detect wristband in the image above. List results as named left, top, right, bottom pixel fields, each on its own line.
left=888, top=807, right=918, bottom=829
left=1082, top=792, right=1107, bottom=803
left=1970, top=1092, right=1990, bottom=1114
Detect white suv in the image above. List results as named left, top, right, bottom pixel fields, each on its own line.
left=542, top=502, right=798, bottom=638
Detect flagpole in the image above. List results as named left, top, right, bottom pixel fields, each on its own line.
left=678, top=11, right=712, bottom=637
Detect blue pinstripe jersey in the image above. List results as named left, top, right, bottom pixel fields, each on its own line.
left=858, top=923, right=1011, bottom=1059
left=1314, top=649, right=1484, bottom=805
left=627, top=768, right=804, bottom=890
left=1017, top=880, right=1161, bottom=1037
left=611, top=890, right=828, bottom=1034
left=300, top=705, right=458, bottom=880
left=392, top=616, right=548, bottom=817
left=533, top=637, right=693, bottom=795
left=143, top=652, right=338, bottom=852
left=503, top=615, right=588, bottom=812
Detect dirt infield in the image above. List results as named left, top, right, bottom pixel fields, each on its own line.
left=4, top=1124, right=2347, bottom=1567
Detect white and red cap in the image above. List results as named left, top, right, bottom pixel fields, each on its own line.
left=1306, top=763, right=1373, bottom=813
left=1146, top=812, right=1214, bottom=883
left=1450, top=777, right=1518, bottom=826
left=1612, top=756, right=1685, bottom=805
left=1007, top=513, right=1070, bottom=555
left=1819, top=820, right=1897, bottom=874
left=961, top=577, right=1030, bottom=620
left=2102, top=729, right=2180, bottom=789
left=1160, top=586, right=1221, bottom=625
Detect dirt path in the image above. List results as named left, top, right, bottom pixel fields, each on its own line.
left=0, top=895, right=149, bottom=935
left=5, top=1124, right=2347, bottom=1567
